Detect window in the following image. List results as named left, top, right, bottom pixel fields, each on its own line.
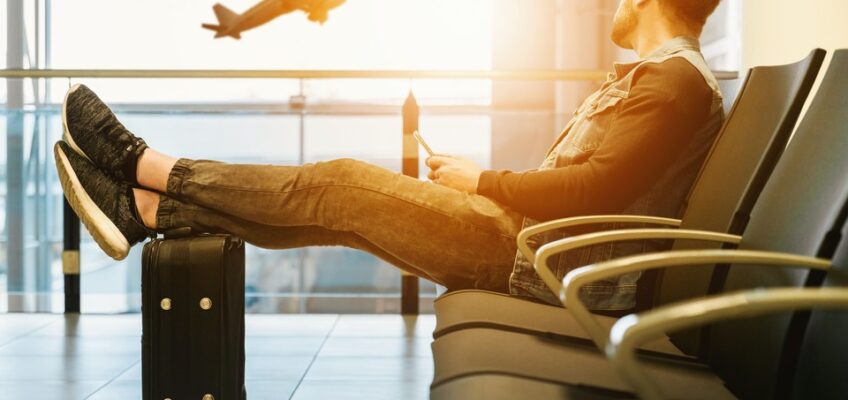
left=3, top=0, right=495, bottom=313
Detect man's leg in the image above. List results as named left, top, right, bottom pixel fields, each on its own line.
left=153, top=195, right=439, bottom=282
left=58, top=83, right=521, bottom=289
left=137, top=154, right=525, bottom=292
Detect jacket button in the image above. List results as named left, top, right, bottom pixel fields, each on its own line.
left=160, top=298, right=172, bottom=311
left=202, top=394, right=215, bottom=400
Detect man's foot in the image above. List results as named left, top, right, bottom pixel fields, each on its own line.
left=54, top=141, right=152, bottom=260
left=62, top=84, right=148, bottom=185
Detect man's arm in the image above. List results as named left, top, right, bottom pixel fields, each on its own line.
left=426, top=155, right=483, bottom=194
left=476, top=59, right=714, bottom=221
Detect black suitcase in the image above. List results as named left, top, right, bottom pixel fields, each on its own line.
left=142, top=230, right=247, bottom=400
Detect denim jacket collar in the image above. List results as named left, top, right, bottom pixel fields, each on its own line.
left=612, top=36, right=703, bottom=79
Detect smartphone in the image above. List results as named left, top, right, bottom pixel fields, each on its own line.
left=413, top=130, right=436, bottom=157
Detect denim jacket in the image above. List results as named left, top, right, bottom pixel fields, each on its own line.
left=509, top=37, right=725, bottom=310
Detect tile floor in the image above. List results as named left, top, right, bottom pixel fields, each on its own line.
left=0, top=313, right=436, bottom=400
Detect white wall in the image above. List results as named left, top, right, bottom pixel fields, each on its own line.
left=742, top=0, right=848, bottom=68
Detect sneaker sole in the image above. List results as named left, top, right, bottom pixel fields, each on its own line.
left=62, top=83, right=94, bottom=162
left=54, top=142, right=130, bottom=261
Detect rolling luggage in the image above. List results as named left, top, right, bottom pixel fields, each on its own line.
left=142, top=229, right=247, bottom=400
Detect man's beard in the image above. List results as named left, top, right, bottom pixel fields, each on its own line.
left=611, top=0, right=638, bottom=49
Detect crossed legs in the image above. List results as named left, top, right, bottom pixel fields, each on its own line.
left=130, top=149, right=524, bottom=292
left=59, top=83, right=523, bottom=292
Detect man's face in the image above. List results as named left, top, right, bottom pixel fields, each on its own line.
left=611, top=0, right=638, bottom=49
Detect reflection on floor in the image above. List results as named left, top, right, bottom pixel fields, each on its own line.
left=0, top=313, right=435, bottom=400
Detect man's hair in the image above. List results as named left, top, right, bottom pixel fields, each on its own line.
left=659, top=0, right=721, bottom=32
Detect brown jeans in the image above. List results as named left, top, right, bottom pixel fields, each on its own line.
left=155, top=158, right=524, bottom=292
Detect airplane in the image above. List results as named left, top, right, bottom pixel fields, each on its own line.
left=202, top=0, right=346, bottom=40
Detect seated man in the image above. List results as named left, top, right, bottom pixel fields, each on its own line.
left=54, top=0, right=723, bottom=311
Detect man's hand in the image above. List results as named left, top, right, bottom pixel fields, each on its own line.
left=426, top=155, right=483, bottom=194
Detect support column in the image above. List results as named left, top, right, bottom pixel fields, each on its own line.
left=554, top=0, right=621, bottom=127
left=63, top=200, right=81, bottom=313
left=490, top=0, right=557, bottom=172
left=6, top=0, right=26, bottom=312
left=400, top=91, right=420, bottom=315
left=489, top=0, right=620, bottom=172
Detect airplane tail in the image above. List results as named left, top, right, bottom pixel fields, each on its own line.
left=212, top=3, right=238, bottom=26
left=201, top=3, right=241, bottom=39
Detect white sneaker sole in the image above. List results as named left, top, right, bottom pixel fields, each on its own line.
left=62, top=83, right=94, bottom=162
left=54, top=143, right=130, bottom=261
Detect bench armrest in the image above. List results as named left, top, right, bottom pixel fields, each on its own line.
left=557, top=249, right=829, bottom=352
left=607, top=286, right=846, bottom=399
left=532, top=229, right=741, bottom=304
left=516, top=215, right=682, bottom=263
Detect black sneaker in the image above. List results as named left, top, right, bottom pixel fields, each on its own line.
left=62, top=84, right=148, bottom=185
left=54, top=141, right=152, bottom=260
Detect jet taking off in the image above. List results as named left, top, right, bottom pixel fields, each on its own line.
left=202, top=0, right=346, bottom=39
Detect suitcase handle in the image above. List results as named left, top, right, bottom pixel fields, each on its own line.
left=163, top=227, right=194, bottom=240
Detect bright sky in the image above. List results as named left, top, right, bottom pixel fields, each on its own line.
left=39, top=0, right=494, bottom=103
left=51, top=0, right=493, bottom=70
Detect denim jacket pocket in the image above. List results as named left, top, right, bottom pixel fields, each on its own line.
left=586, top=89, right=627, bottom=120
left=556, top=91, right=626, bottom=167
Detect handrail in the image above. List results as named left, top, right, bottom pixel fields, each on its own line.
left=0, top=69, right=608, bottom=81
left=0, top=69, right=739, bottom=81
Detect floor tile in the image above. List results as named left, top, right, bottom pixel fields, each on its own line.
left=85, top=380, right=141, bottom=400
left=116, top=356, right=318, bottom=383
left=29, top=314, right=141, bottom=337
left=112, top=350, right=321, bottom=383
left=0, top=313, right=440, bottom=399
left=245, top=380, right=300, bottom=400
left=246, top=356, right=315, bottom=381
left=291, top=380, right=430, bottom=400
left=0, top=335, right=19, bottom=348
left=0, top=355, right=138, bottom=381
left=303, top=356, right=433, bottom=381
left=318, top=337, right=432, bottom=358
left=0, top=336, right=140, bottom=357
left=246, top=337, right=326, bottom=357
left=114, top=361, right=141, bottom=381
left=106, top=364, right=303, bottom=399
left=330, top=315, right=436, bottom=338
left=89, top=380, right=302, bottom=400
left=0, top=314, right=61, bottom=337
left=0, top=380, right=106, bottom=400
left=246, top=315, right=338, bottom=337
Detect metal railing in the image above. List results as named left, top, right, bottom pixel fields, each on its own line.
left=0, top=68, right=738, bottom=82
left=0, top=69, right=612, bottom=81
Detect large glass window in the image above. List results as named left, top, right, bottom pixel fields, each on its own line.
left=3, top=0, right=496, bottom=313
left=3, top=0, right=743, bottom=314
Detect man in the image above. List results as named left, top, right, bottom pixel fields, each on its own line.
left=54, top=0, right=723, bottom=311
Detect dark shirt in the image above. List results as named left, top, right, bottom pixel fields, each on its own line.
left=477, top=57, right=714, bottom=221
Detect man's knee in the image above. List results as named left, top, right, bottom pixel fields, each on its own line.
left=326, top=158, right=364, bottom=171
left=319, top=158, right=386, bottom=184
